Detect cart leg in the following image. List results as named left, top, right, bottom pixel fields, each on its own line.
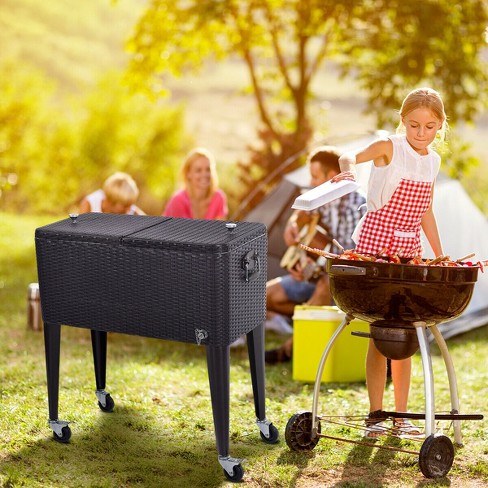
left=44, top=322, right=70, bottom=442
left=430, top=325, right=462, bottom=446
left=206, top=345, right=231, bottom=457
left=91, top=330, right=113, bottom=412
left=206, top=346, right=244, bottom=480
left=44, top=322, right=61, bottom=421
left=247, top=324, right=279, bottom=443
left=414, top=322, right=435, bottom=437
left=247, top=323, right=265, bottom=420
left=91, top=330, right=107, bottom=390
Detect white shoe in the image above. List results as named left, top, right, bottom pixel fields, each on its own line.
left=265, top=315, right=293, bottom=334
left=365, top=420, right=388, bottom=439
left=230, top=335, right=246, bottom=348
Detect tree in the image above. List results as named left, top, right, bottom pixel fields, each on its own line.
left=339, top=1, right=488, bottom=127
left=126, top=0, right=488, bottom=214
left=0, top=62, right=190, bottom=215
left=75, top=71, right=189, bottom=214
left=0, top=60, right=57, bottom=212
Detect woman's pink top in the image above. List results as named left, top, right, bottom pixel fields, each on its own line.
left=163, top=189, right=228, bottom=220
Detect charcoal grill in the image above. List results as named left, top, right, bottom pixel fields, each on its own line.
left=35, top=213, right=279, bottom=483
left=286, top=257, right=483, bottom=478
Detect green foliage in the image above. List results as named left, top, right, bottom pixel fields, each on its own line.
left=0, top=0, right=191, bottom=215
left=0, top=61, right=190, bottom=214
left=126, top=0, right=361, bottom=212
left=339, top=0, right=488, bottom=128
left=0, top=61, right=58, bottom=212
left=74, top=71, right=190, bottom=213
left=126, top=0, right=488, bottom=214
left=2, top=0, right=488, bottom=215
left=437, top=133, right=480, bottom=180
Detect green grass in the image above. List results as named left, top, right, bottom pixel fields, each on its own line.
left=1, top=212, right=487, bottom=487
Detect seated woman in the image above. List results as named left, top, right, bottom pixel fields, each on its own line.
left=79, top=172, right=145, bottom=215
left=163, top=147, right=228, bottom=220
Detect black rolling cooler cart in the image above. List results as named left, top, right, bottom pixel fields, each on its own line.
left=35, top=213, right=278, bottom=482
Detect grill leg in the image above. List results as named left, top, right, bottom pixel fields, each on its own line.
left=44, top=322, right=61, bottom=421
left=246, top=323, right=266, bottom=420
left=430, top=325, right=462, bottom=446
left=414, top=322, right=435, bottom=437
left=312, top=315, right=352, bottom=437
left=91, top=330, right=107, bottom=390
left=206, top=345, right=230, bottom=457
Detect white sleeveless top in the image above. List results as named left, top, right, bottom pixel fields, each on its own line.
left=85, top=189, right=137, bottom=214
left=352, top=134, right=441, bottom=243
left=366, top=134, right=441, bottom=211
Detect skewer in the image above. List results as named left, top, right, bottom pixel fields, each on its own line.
left=427, top=255, right=448, bottom=266
left=299, top=244, right=338, bottom=259
left=332, top=239, right=345, bottom=253
left=376, top=248, right=388, bottom=258
left=346, top=251, right=376, bottom=261
left=456, top=253, right=475, bottom=263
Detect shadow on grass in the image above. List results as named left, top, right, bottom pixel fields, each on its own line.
left=337, top=433, right=456, bottom=487
left=1, top=326, right=288, bottom=487
left=275, top=449, right=317, bottom=487
left=340, top=435, right=403, bottom=485
left=1, top=402, right=282, bottom=488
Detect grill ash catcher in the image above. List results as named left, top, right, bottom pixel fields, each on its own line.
left=35, top=213, right=279, bottom=483
left=285, top=257, right=484, bottom=479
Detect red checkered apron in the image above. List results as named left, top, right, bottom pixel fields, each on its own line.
left=355, top=178, right=432, bottom=258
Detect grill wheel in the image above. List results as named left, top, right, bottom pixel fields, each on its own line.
left=419, top=434, right=455, bottom=478
left=285, top=411, right=321, bottom=452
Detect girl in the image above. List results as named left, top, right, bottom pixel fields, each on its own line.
left=163, top=147, right=228, bottom=220
left=333, top=87, right=447, bottom=437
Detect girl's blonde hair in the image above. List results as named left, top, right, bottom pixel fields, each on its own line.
left=397, top=87, right=448, bottom=142
left=103, top=172, right=139, bottom=206
left=181, top=147, right=219, bottom=196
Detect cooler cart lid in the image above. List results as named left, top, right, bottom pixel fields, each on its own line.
left=35, top=213, right=169, bottom=244
left=35, top=213, right=267, bottom=253
left=122, top=218, right=267, bottom=253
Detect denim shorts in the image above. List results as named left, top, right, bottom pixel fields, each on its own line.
left=280, top=275, right=316, bottom=303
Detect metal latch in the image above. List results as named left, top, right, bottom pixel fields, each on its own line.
left=241, top=250, right=260, bottom=282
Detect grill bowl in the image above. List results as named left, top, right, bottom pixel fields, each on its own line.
left=327, top=258, right=479, bottom=327
left=369, top=322, right=420, bottom=360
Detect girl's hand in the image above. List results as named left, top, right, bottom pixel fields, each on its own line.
left=331, top=171, right=356, bottom=183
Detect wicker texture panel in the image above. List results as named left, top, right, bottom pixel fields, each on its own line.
left=35, top=213, right=167, bottom=244
left=123, top=217, right=266, bottom=253
left=36, top=214, right=267, bottom=346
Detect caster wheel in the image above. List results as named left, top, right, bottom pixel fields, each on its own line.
left=419, top=434, right=454, bottom=478
left=260, top=423, right=280, bottom=444
left=98, top=393, right=115, bottom=412
left=223, top=463, right=244, bottom=482
left=53, top=425, right=71, bottom=443
left=285, top=411, right=321, bottom=452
